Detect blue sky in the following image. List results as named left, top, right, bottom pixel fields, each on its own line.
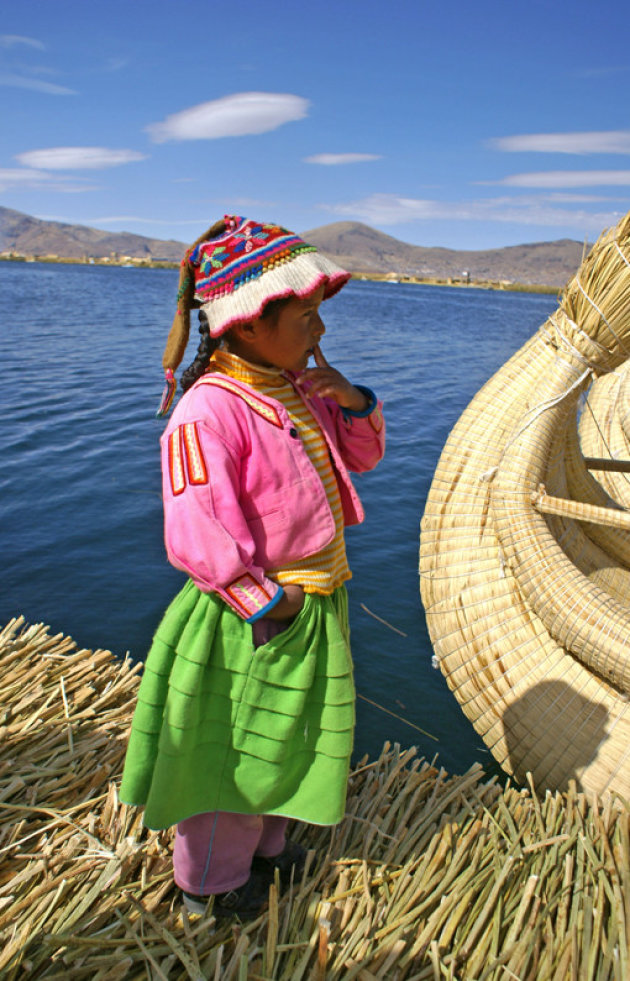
left=2, top=0, right=630, bottom=250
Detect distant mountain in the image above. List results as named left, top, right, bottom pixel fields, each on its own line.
left=303, top=221, right=587, bottom=287
left=0, top=206, right=186, bottom=261
left=0, top=207, right=587, bottom=286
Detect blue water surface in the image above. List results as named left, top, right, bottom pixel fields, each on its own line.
left=0, top=263, right=558, bottom=776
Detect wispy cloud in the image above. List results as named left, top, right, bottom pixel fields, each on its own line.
left=0, top=34, right=76, bottom=94
left=224, top=196, right=277, bottom=209
left=76, top=216, right=218, bottom=232
left=490, top=131, right=630, bottom=154
left=82, top=215, right=197, bottom=226
left=576, top=66, right=630, bottom=79
left=104, top=57, right=128, bottom=72
left=325, top=192, right=621, bottom=233
left=488, top=170, right=630, bottom=188
left=0, top=167, right=54, bottom=187
left=146, top=92, right=309, bottom=143
left=0, top=34, right=44, bottom=49
left=545, top=192, right=611, bottom=203
left=16, top=147, right=147, bottom=170
left=0, top=72, right=76, bottom=95
left=0, top=168, right=97, bottom=193
left=304, top=153, right=381, bottom=165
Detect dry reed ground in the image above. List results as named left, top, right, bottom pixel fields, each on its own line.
left=0, top=618, right=628, bottom=979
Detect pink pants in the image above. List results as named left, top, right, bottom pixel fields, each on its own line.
left=173, top=811, right=289, bottom=894
left=174, top=617, right=291, bottom=896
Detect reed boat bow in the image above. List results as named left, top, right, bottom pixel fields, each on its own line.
left=420, top=211, right=630, bottom=798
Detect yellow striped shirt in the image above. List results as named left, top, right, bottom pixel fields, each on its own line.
left=210, top=350, right=351, bottom=594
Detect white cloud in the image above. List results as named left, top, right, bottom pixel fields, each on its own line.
left=325, top=192, right=621, bottom=233
left=0, top=72, right=76, bottom=95
left=490, top=170, right=630, bottom=188
left=16, top=147, right=147, bottom=170
left=490, top=131, right=630, bottom=154
left=0, top=34, right=44, bottom=49
left=146, top=92, right=309, bottom=143
left=304, top=153, right=381, bottom=165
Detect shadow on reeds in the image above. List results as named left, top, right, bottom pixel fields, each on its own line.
left=502, top=679, right=609, bottom=792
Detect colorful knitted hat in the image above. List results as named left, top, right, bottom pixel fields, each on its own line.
left=158, top=215, right=351, bottom=414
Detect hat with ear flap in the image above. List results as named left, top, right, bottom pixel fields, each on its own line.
left=157, top=219, right=225, bottom=416
left=157, top=215, right=351, bottom=415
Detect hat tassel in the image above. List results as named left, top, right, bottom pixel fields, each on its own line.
left=156, top=369, right=176, bottom=418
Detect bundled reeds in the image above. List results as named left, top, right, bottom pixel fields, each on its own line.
left=420, top=211, right=630, bottom=800
left=1, top=617, right=629, bottom=979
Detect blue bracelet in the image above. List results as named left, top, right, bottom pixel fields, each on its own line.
left=342, top=384, right=378, bottom=419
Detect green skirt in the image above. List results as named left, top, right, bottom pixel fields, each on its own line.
left=119, top=581, right=355, bottom=830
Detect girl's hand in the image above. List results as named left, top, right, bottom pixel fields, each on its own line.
left=301, top=346, right=370, bottom=413
left=266, top=584, right=305, bottom=620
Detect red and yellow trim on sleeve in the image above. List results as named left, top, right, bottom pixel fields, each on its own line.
left=167, top=428, right=186, bottom=496
left=225, top=573, right=278, bottom=621
left=198, top=376, right=284, bottom=428
left=181, top=422, right=208, bottom=485
left=167, top=423, right=209, bottom=495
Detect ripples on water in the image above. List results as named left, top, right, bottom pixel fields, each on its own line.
left=1, top=263, right=558, bottom=774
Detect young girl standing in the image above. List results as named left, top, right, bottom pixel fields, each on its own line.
left=120, top=216, right=385, bottom=918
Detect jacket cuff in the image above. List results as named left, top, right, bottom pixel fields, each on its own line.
left=217, top=573, right=283, bottom=621
left=342, top=385, right=378, bottom=419
left=246, top=587, right=284, bottom=623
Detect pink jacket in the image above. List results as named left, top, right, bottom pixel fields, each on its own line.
left=161, top=372, right=385, bottom=620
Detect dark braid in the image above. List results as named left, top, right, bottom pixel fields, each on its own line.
left=181, top=310, right=219, bottom=392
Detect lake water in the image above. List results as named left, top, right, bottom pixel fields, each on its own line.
left=0, top=262, right=558, bottom=777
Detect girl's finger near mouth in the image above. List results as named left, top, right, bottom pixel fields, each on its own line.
left=313, top=345, right=329, bottom=368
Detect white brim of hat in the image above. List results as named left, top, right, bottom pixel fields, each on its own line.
left=200, top=252, right=351, bottom=337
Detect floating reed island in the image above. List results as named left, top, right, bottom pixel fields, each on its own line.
left=1, top=617, right=629, bottom=979
left=421, top=209, right=630, bottom=803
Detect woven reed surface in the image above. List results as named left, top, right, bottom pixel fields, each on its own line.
left=579, top=362, right=630, bottom=508
left=1, top=618, right=629, bottom=980
left=564, top=412, right=630, bottom=573
left=420, top=212, right=630, bottom=800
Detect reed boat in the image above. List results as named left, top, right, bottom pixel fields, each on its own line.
left=420, top=210, right=630, bottom=800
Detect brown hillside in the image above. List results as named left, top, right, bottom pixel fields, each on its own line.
left=0, top=207, right=587, bottom=286
left=303, top=221, right=586, bottom=287
left=0, top=207, right=185, bottom=260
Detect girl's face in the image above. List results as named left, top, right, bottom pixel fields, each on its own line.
left=228, top=285, right=326, bottom=372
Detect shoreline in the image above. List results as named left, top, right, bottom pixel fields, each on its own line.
left=0, top=253, right=560, bottom=294
left=356, top=270, right=559, bottom=294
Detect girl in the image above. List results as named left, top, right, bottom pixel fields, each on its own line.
left=119, top=216, right=385, bottom=918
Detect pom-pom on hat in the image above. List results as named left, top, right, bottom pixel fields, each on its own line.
left=158, top=215, right=351, bottom=414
